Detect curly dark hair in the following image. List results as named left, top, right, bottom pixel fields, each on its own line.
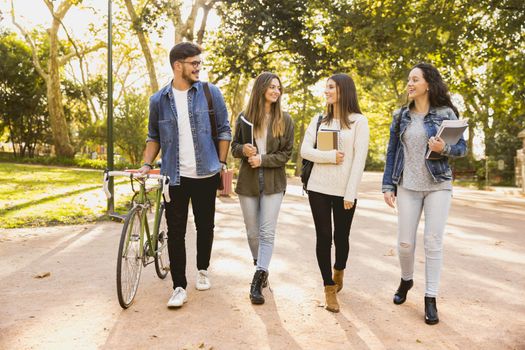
left=408, top=63, right=459, bottom=117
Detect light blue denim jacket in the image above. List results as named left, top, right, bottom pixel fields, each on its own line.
left=146, top=80, right=231, bottom=185
left=382, top=106, right=467, bottom=193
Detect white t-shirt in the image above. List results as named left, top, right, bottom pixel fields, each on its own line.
left=173, top=87, right=211, bottom=178
left=255, top=124, right=268, bottom=155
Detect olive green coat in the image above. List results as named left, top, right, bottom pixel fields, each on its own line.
left=231, top=112, right=294, bottom=196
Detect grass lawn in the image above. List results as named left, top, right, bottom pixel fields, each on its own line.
left=0, top=163, right=136, bottom=228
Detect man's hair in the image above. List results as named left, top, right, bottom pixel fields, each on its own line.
left=169, top=42, right=202, bottom=69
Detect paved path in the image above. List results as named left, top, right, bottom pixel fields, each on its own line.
left=1, top=172, right=524, bottom=350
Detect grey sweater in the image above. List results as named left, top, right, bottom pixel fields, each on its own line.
left=400, top=111, right=452, bottom=191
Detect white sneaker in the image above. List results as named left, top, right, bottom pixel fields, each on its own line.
left=195, top=270, right=211, bottom=291
left=167, top=287, right=187, bottom=308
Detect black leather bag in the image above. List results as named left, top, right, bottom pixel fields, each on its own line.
left=300, top=115, right=323, bottom=192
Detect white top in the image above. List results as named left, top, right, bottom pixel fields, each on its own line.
left=255, top=120, right=268, bottom=156
left=301, top=114, right=370, bottom=202
left=173, top=87, right=210, bottom=179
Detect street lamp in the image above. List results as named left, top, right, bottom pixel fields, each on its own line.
left=107, top=0, right=114, bottom=212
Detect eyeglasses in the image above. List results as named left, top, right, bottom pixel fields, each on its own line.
left=179, top=60, right=203, bottom=68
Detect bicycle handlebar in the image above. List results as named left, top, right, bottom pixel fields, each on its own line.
left=103, top=170, right=171, bottom=202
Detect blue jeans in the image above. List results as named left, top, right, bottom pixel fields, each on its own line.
left=396, top=186, right=452, bottom=297
left=238, top=192, right=284, bottom=272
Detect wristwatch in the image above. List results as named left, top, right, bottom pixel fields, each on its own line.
left=220, top=161, right=227, bottom=171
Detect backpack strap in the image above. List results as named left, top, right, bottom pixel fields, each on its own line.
left=314, top=115, right=323, bottom=149
left=202, top=82, right=219, bottom=158
left=394, top=106, right=408, bottom=136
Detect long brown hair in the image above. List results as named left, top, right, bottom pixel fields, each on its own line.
left=244, top=72, right=285, bottom=138
left=407, top=63, right=459, bottom=116
left=324, top=73, right=362, bottom=129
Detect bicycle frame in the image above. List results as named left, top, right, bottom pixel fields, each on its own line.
left=104, top=170, right=170, bottom=260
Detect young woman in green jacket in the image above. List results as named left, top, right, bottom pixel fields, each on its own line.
left=231, top=72, right=294, bottom=305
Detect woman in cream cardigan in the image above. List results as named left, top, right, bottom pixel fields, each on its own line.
left=300, top=73, right=369, bottom=313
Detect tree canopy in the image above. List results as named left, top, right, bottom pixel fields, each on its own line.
left=3, top=0, right=524, bottom=183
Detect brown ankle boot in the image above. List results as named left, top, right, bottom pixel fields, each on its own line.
left=333, top=268, right=344, bottom=293
left=324, top=285, right=340, bottom=313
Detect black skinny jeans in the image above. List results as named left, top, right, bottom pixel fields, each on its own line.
left=164, top=174, right=219, bottom=289
left=308, top=190, right=357, bottom=286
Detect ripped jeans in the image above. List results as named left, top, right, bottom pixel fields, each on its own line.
left=396, top=186, right=452, bottom=297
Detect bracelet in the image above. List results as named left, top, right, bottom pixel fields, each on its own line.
left=220, top=160, right=227, bottom=165
left=143, top=162, right=153, bottom=169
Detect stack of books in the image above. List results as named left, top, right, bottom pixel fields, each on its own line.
left=316, top=130, right=340, bottom=151
left=425, top=119, right=468, bottom=159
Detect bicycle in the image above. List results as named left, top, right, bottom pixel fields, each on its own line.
left=103, top=169, right=171, bottom=309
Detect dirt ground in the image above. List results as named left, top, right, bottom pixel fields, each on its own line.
left=1, top=172, right=524, bottom=350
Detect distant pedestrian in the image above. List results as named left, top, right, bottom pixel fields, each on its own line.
left=301, top=73, right=370, bottom=312
left=382, top=62, right=467, bottom=324
left=231, top=72, right=294, bottom=305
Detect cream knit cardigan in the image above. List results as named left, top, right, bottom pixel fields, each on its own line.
left=300, top=113, right=370, bottom=202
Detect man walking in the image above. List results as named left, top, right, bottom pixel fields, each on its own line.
left=139, top=42, right=231, bottom=308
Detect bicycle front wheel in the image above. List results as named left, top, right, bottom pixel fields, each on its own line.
left=154, top=204, right=170, bottom=279
left=116, top=207, right=143, bottom=309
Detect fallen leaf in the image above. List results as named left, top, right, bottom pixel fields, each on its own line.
left=34, top=272, right=51, bottom=279
left=383, top=248, right=395, bottom=256
left=416, top=339, right=422, bottom=343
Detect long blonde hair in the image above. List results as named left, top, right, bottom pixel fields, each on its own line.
left=244, top=72, right=285, bottom=138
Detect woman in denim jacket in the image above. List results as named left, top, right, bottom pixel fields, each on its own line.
left=382, top=63, right=467, bottom=325
left=231, top=72, right=294, bottom=305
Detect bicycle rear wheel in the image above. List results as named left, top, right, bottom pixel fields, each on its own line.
left=154, top=204, right=170, bottom=279
left=116, top=207, right=143, bottom=309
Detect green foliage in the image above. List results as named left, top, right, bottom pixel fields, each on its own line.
left=0, top=30, right=49, bottom=157
left=5, top=0, right=524, bottom=184
left=114, top=91, right=149, bottom=164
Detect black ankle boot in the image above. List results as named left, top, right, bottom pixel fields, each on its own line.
left=253, top=260, right=268, bottom=288
left=393, top=278, right=413, bottom=305
left=424, top=296, right=439, bottom=325
left=250, top=270, right=267, bottom=305
left=262, top=271, right=269, bottom=288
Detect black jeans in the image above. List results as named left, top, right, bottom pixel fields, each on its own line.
left=308, top=190, right=357, bottom=286
left=164, top=174, right=219, bottom=289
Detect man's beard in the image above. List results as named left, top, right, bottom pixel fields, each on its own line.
left=182, top=69, right=199, bottom=84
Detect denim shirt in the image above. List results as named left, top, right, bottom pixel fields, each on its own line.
left=382, top=106, right=467, bottom=193
left=146, top=80, right=232, bottom=185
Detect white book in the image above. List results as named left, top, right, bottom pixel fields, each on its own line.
left=425, top=119, right=468, bottom=159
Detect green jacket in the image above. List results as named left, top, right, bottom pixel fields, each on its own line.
left=231, top=112, right=294, bottom=196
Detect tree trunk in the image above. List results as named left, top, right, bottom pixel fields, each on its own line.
left=294, top=86, right=308, bottom=176
left=47, top=17, right=75, bottom=157
left=123, top=0, right=159, bottom=94
left=467, top=111, right=475, bottom=159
